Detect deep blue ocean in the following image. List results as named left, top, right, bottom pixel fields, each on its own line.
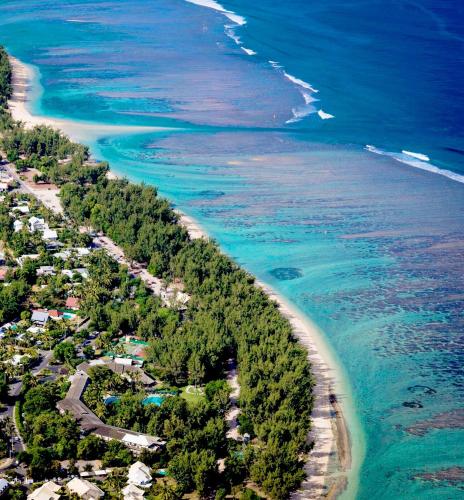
left=1, top=1, right=463, bottom=498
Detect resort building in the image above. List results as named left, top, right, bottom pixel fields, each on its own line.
left=127, top=461, right=152, bottom=487
left=122, top=483, right=145, bottom=500
left=66, top=478, right=104, bottom=500
left=57, top=368, right=165, bottom=454
left=27, top=481, right=61, bottom=500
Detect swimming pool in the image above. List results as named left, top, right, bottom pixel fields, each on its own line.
left=142, top=395, right=165, bottom=406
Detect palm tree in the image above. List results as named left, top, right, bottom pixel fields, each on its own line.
left=157, top=480, right=179, bottom=500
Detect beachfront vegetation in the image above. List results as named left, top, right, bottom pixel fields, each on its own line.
left=0, top=45, right=314, bottom=498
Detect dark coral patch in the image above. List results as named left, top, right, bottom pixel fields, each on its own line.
left=269, top=267, right=303, bottom=280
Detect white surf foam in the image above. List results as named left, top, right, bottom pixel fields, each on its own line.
left=67, top=19, right=92, bottom=23
left=283, top=72, right=319, bottom=93
left=286, top=105, right=317, bottom=124
left=302, top=91, right=317, bottom=105
left=184, top=0, right=246, bottom=25
left=365, top=145, right=464, bottom=184
left=224, top=25, right=241, bottom=45
left=401, top=150, right=430, bottom=162
left=241, top=47, right=257, bottom=56
left=318, top=109, right=334, bottom=120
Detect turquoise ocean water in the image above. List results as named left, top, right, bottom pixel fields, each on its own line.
left=1, top=1, right=463, bottom=498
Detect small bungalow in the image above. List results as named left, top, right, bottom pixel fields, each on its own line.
left=122, top=484, right=145, bottom=500
left=66, top=478, right=104, bottom=500
left=27, top=481, right=61, bottom=500
left=16, top=254, right=39, bottom=266
left=37, top=265, right=56, bottom=277
left=12, top=205, right=30, bottom=214
left=127, top=461, right=152, bottom=487
left=31, top=310, right=49, bottom=326
left=43, top=228, right=58, bottom=241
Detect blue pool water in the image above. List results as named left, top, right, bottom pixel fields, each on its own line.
left=1, top=1, right=463, bottom=498
left=104, top=394, right=166, bottom=406
left=142, top=395, right=166, bottom=406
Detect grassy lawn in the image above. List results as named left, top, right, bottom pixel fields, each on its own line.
left=180, top=385, right=205, bottom=405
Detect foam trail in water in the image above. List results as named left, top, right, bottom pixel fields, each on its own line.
left=318, top=109, right=334, bottom=120
left=365, top=145, right=464, bottom=184
left=224, top=25, right=241, bottom=45
left=283, top=71, right=319, bottom=93
left=402, top=150, right=430, bottom=161
left=241, top=47, right=257, bottom=56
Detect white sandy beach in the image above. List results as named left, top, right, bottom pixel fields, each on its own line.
left=8, top=54, right=355, bottom=499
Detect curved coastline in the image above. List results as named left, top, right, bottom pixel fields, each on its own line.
left=8, top=53, right=362, bottom=498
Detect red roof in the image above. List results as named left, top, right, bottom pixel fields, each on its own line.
left=49, top=310, right=63, bottom=318
left=65, top=297, right=80, bottom=309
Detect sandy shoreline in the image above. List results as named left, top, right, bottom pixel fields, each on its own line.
left=8, top=54, right=354, bottom=498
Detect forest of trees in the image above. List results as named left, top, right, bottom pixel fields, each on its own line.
left=0, top=45, right=315, bottom=499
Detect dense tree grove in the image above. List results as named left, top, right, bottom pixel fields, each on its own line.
left=0, top=46, right=12, bottom=107
left=0, top=45, right=315, bottom=498
left=59, top=181, right=315, bottom=497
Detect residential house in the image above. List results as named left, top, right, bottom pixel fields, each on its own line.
left=65, top=297, right=80, bottom=310
left=66, top=478, right=104, bottom=500
left=29, top=216, right=47, bottom=233
left=16, top=254, right=39, bottom=266
left=31, top=310, right=49, bottom=326
left=13, top=220, right=23, bottom=232
left=43, top=228, right=58, bottom=241
left=62, top=268, right=89, bottom=280
left=122, top=484, right=145, bottom=500
left=12, top=205, right=30, bottom=214
left=127, top=461, right=152, bottom=487
left=27, top=481, right=61, bottom=500
left=37, top=266, right=56, bottom=277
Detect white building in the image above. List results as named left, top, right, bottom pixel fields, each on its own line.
left=43, top=228, right=58, bottom=241
left=29, top=216, right=47, bottom=233
left=13, top=220, right=24, bottom=232
left=127, top=461, right=152, bottom=487
left=27, top=481, right=61, bottom=500
left=67, top=478, right=104, bottom=500
left=12, top=205, right=30, bottom=214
